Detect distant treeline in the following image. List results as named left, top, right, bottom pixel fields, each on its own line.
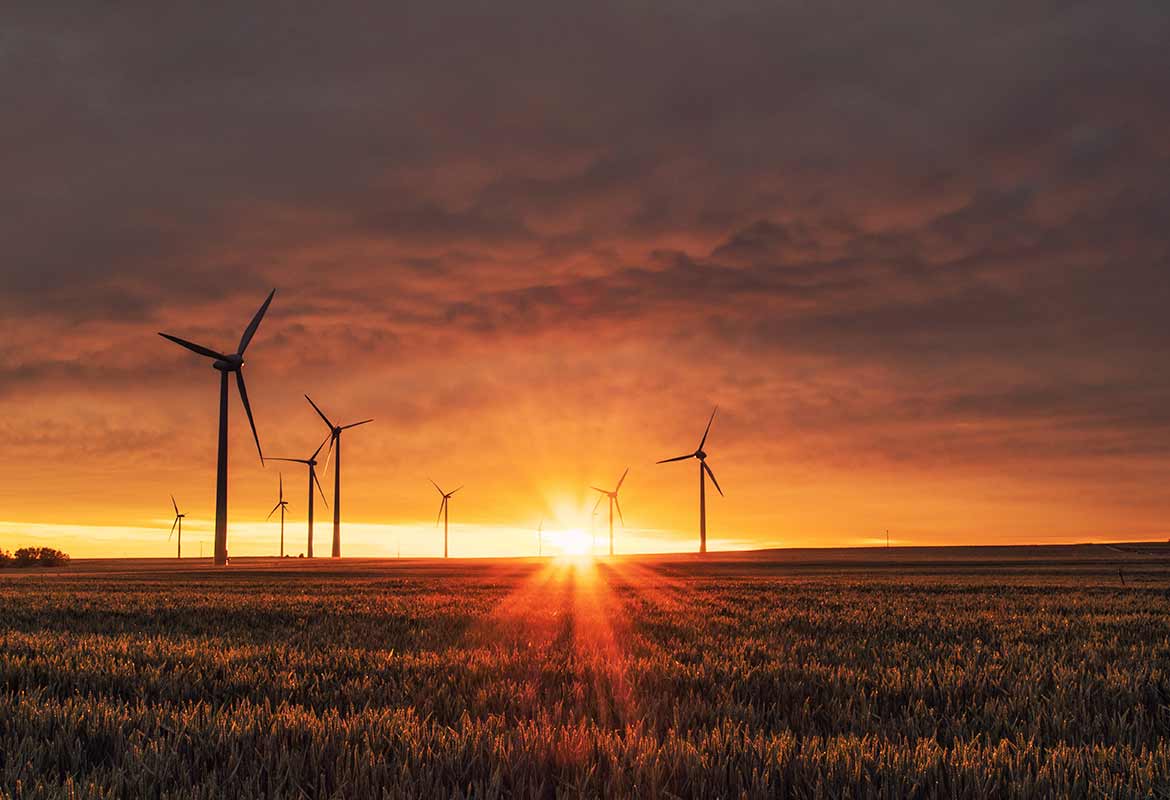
left=0, top=547, right=70, bottom=568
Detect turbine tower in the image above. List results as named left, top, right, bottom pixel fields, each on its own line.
left=430, top=480, right=461, bottom=558
left=656, top=406, right=723, bottom=554
left=169, top=495, right=185, bottom=558
left=591, top=467, right=629, bottom=557
left=305, top=395, right=373, bottom=558
left=266, top=473, right=290, bottom=557
left=159, top=289, right=274, bottom=566
left=537, top=518, right=544, bottom=557
left=269, top=434, right=330, bottom=558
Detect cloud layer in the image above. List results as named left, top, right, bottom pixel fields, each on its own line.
left=2, top=1, right=1169, bottom=553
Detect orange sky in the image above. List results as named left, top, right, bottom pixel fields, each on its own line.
left=2, top=3, right=1169, bottom=558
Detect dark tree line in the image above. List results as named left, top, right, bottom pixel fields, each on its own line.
left=0, top=547, right=70, bottom=567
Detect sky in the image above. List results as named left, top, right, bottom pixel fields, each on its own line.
left=2, top=1, right=1169, bottom=558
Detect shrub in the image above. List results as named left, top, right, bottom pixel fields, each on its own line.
left=0, top=549, right=10, bottom=568
left=12, top=547, right=70, bottom=567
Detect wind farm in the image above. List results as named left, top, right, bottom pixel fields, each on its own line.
left=4, top=1, right=1167, bottom=796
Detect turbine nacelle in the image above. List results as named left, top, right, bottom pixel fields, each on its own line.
left=212, top=354, right=244, bottom=372
left=695, top=449, right=707, bottom=460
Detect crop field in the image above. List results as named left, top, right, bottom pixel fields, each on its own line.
left=1, top=545, right=1169, bottom=798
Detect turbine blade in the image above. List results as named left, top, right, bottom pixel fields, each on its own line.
left=698, top=405, right=718, bottom=451
left=304, top=394, right=334, bottom=429
left=341, top=418, right=373, bottom=430
left=429, top=478, right=444, bottom=495
left=615, top=467, right=630, bottom=491
left=237, top=288, right=276, bottom=354
left=169, top=516, right=178, bottom=538
left=703, top=461, right=724, bottom=497
left=310, top=432, right=331, bottom=460
left=593, top=494, right=603, bottom=513
left=236, top=370, right=264, bottom=463
left=268, top=457, right=310, bottom=464
left=436, top=497, right=446, bottom=526
left=266, top=502, right=280, bottom=521
left=614, top=496, right=625, bottom=526
left=158, top=333, right=227, bottom=361
left=450, top=486, right=463, bottom=496
left=313, top=468, right=329, bottom=507
left=656, top=454, right=694, bottom=464
left=590, top=486, right=608, bottom=494
left=171, top=494, right=179, bottom=515
left=320, top=433, right=335, bottom=475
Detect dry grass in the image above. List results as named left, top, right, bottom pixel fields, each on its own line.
left=1, top=547, right=1168, bottom=798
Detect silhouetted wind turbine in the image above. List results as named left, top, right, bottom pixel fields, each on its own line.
left=269, top=434, right=330, bottom=558
left=537, top=518, right=544, bottom=557
left=430, top=480, right=461, bottom=558
left=159, top=289, right=274, bottom=566
left=657, top=406, right=723, bottom=554
left=169, top=496, right=185, bottom=559
left=266, top=473, right=290, bottom=557
left=305, top=395, right=372, bottom=558
left=591, top=467, right=629, bottom=557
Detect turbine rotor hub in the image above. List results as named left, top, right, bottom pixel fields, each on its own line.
left=696, top=450, right=706, bottom=460
left=212, top=354, right=244, bottom=372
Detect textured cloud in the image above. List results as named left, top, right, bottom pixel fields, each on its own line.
left=1, top=1, right=1168, bottom=551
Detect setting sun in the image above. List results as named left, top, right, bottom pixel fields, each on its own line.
left=550, top=528, right=593, bottom=557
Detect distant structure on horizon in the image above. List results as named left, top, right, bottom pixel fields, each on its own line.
left=266, top=473, right=290, bottom=557
left=430, top=480, right=462, bottom=558
left=169, top=496, right=185, bottom=558
left=591, top=468, right=629, bottom=557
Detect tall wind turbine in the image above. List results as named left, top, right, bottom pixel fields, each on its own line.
left=266, top=473, right=290, bottom=557
left=537, top=518, right=544, bottom=557
left=430, top=480, right=461, bottom=558
left=269, top=434, right=330, bottom=558
left=159, top=289, right=274, bottom=566
left=169, top=496, right=185, bottom=558
left=591, top=467, right=629, bottom=557
left=305, top=395, right=373, bottom=558
left=657, top=406, right=723, bottom=554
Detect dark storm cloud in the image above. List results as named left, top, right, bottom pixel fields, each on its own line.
left=1, top=0, right=1169, bottom=487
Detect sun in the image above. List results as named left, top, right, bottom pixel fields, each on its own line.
left=552, top=528, right=593, bottom=557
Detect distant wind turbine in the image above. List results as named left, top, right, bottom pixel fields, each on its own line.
left=430, top=480, right=461, bottom=558
left=305, top=395, right=373, bottom=558
left=591, top=467, right=629, bottom=557
left=269, top=434, right=330, bottom=558
left=266, top=473, right=290, bottom=557
left=537, top=518, right=544, bottom=557
left=657, top=406, right=723, bottom=554
left=159, top=289, right=275, bottom=566
left=169, top=495, right=185, bottom=558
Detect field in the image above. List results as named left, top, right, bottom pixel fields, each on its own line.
left=2, top=544, right=1169, bottom=798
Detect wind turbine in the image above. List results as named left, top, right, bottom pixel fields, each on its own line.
left=537, top=518, right=544, bottom=557
left=269, top=434, right=330, bottom=558
left=305, top=395, right=373, bottom=558
left=430, top=480, right=461, bottom=558
left=266, top=473, right=290, bottom=557
left=159, top=289, right=275, bottom=566
left=169, top=496, right=185, bottom=558
left=591, top=467, right=629, bottom=557
left=657, top=406, right=723, bottom=554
